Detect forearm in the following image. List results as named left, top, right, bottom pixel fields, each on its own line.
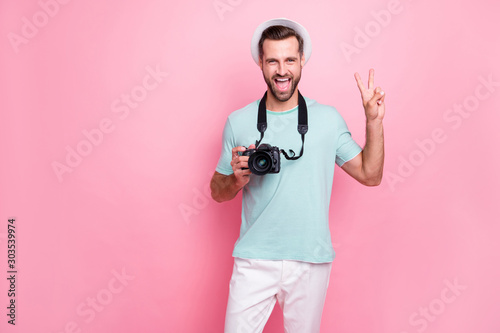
left=210, top=173, right=244, bottom=203
left=361, top=119, right=384, bottom=185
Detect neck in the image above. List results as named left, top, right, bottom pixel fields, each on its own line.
left=265, top=88, right=299, bottom=112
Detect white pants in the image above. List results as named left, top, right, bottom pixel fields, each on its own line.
left=224, top=257, right=333, bottom=333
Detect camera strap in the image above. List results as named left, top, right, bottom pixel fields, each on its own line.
left=255, top=90, right=308, bottom=160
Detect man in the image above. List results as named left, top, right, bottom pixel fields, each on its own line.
left=210, top=18, right=385, bottom=333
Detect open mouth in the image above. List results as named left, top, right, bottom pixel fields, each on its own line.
left=274, top=77, right=291, bottom=92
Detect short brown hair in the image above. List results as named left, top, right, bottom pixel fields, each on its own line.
left=258, top=25, right=304, bottom=60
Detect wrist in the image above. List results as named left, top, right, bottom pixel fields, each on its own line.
left=366, top=118, right=383, bottom=127
left=230, top=173, right=245, bottom=191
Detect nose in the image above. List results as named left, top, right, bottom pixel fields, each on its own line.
left=276, top=61, right=287, bottom=76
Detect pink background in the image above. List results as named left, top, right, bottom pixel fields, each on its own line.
left=1, top=0, right=499, bottom=332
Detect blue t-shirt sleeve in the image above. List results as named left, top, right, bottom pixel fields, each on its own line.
left=215, top=118, right=236, bottom=175
left=334, top=113, right=363, bottom=167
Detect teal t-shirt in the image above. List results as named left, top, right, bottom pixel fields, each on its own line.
left=215, top=96, right=362, bottom=263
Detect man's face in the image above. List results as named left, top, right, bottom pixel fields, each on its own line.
left=259, top=36, right=305, bottom=102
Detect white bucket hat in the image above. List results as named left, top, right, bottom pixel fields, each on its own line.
left=250, top=18, right=312, bottom=66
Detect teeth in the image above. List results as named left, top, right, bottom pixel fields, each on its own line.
left=276, top=78, right=289, bottom=81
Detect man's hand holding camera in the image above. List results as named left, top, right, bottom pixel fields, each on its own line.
left=231, top=144, right=256, bottom=189
left=210, top=144, right=256, bottom=203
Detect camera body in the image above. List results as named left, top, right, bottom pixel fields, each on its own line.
left=241, top=143, right=281, bottom=175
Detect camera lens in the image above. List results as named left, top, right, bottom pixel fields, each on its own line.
left=256, top=156, right=268, bottom=168
left=248, top=152, right=272, bottom=175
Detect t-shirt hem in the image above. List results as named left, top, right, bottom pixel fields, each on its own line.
left=232, top=252, right=334, bottom=264
left=215, top=166, right=233, bottom=176
left=336, top=148, right=362, bottom=167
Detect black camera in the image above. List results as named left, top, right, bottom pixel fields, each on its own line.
left=241, top=144, right=281, bottom=175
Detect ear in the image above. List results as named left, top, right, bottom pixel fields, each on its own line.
left=300, top=53, right=305, bottom=67
left=259, top=56, right=263, bottom=70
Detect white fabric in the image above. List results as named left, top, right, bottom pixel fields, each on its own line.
left=224, top=257, right=332, bottom=333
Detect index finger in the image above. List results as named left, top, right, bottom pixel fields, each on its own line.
left=232, top=146, right=246, bottom=159
left=354, top=72, right=365, bottom=92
